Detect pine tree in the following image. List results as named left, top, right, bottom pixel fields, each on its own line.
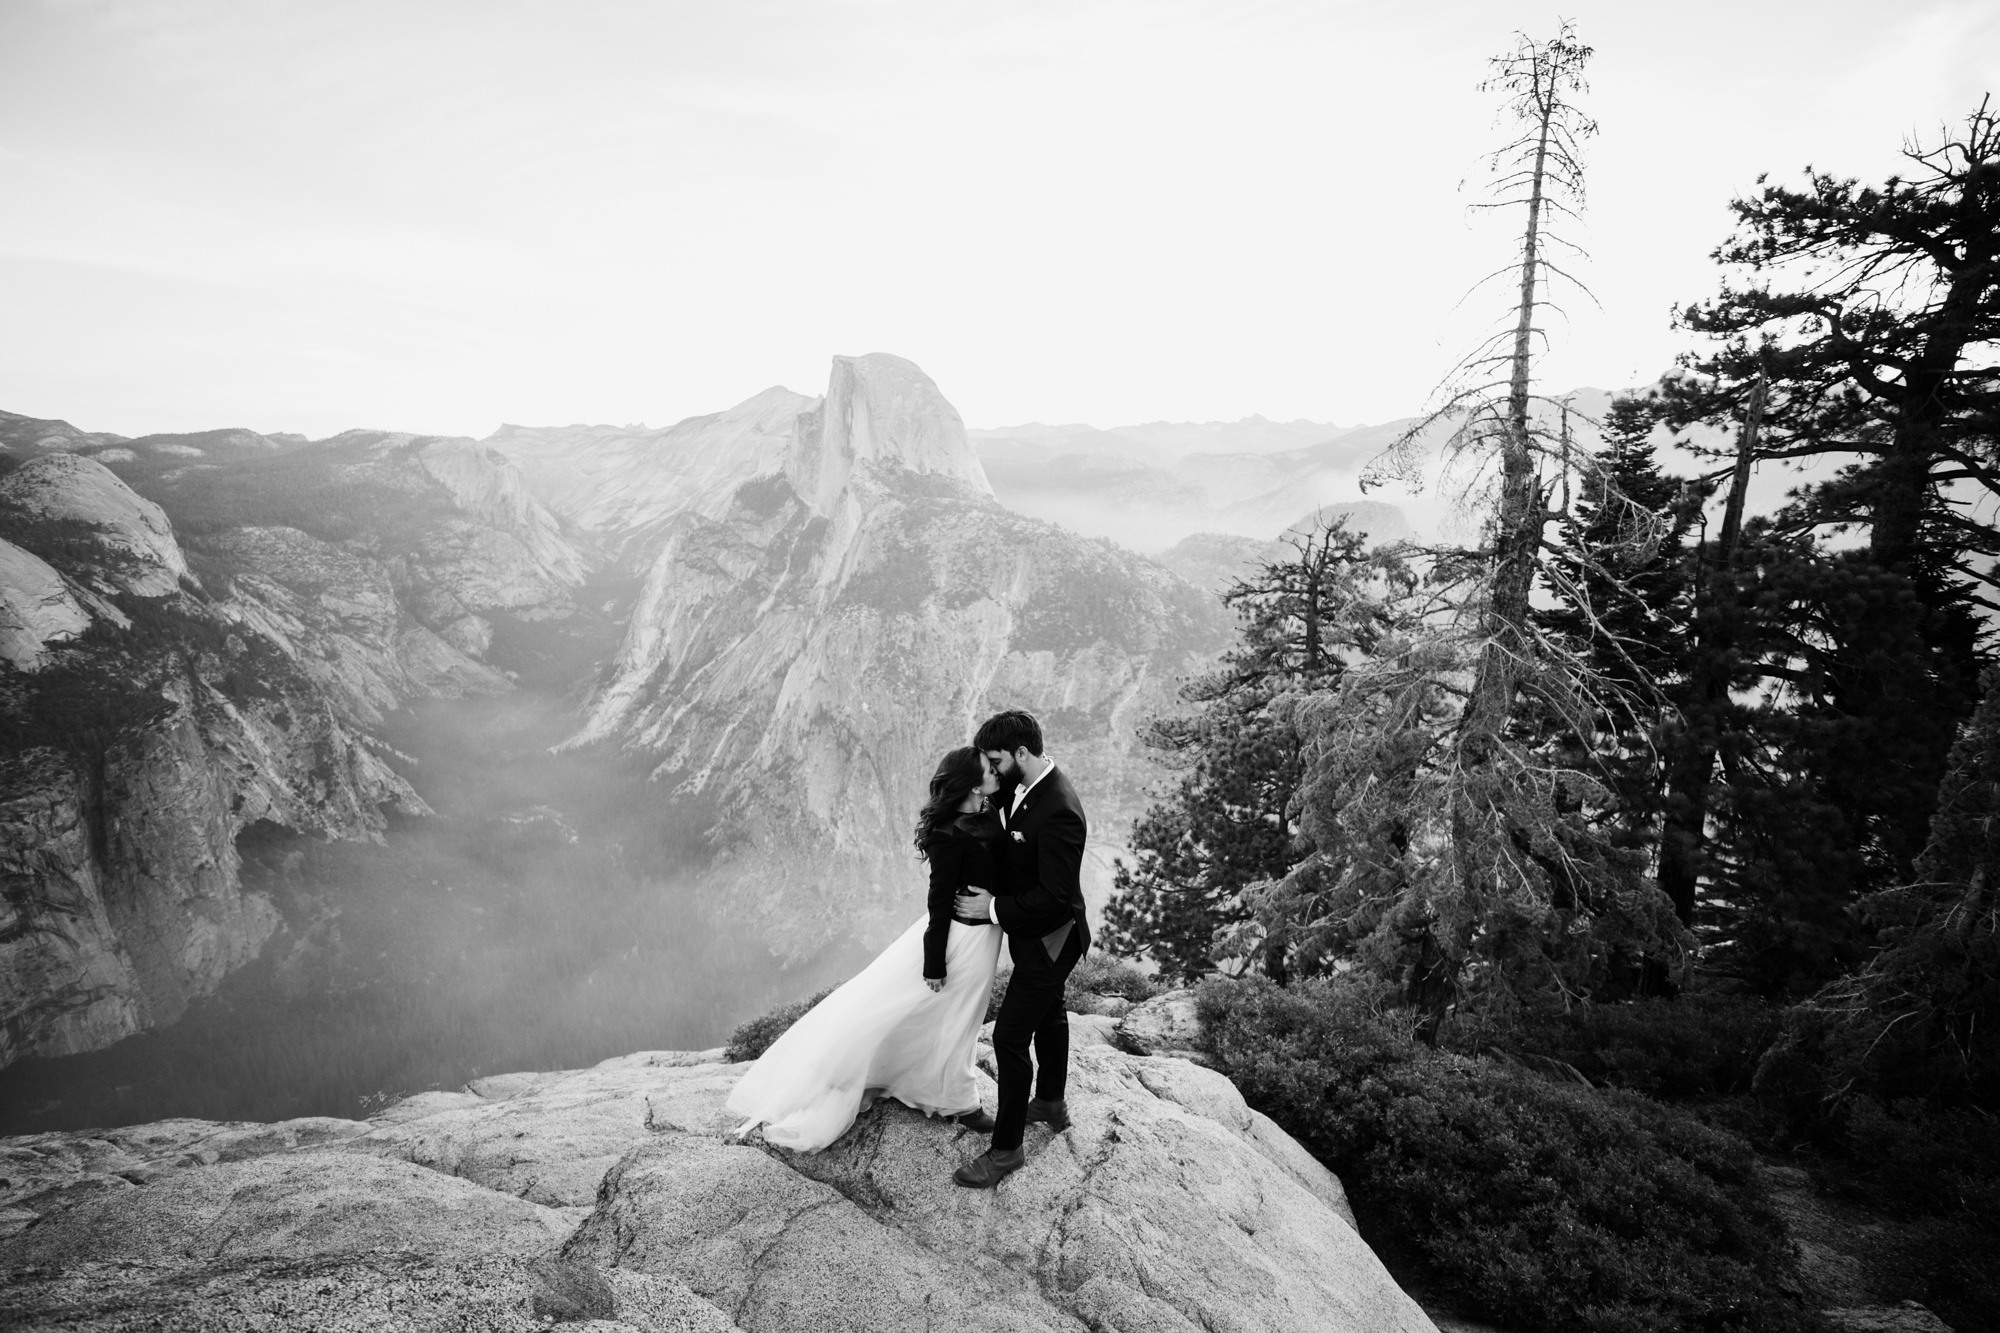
left=1540, top=395, right=1698, bottom=864
left=1658, top=103, right=2000, bottom=987
left=1794, top=668, right=2000, bottom=1107
left=1667, top=98, right=2000, bottom=618
left=1102, top=519, right=1413, bottom=983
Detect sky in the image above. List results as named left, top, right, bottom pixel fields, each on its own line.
left=0, top=0, right=1994, bottom=441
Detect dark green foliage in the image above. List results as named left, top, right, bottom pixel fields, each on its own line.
left=1449, top=993, right=1784, bottom=1099
left=1830, top=669, right=2000, bottom=1108
left=732, top=473, right=797, bottom=519
left=111, top=434, right=455, bottom=555
left=1540, top=396, right=1698, bottom=876
left=0, top=512, right=132, bottom=573
left=985, top=965, right=1011, bottom=1024
left=1545, top=395, right=1695, bottom=699
left=0, top=578, right=306, bottom=761
left=1812, top=1100, right=2000, bottom=1333
left=1065, top=950, right=1157, bottom=1003
left=1103, top=520, right=1413, bottom=981
left=840, top=524, right=937, bottom=611
left=724, top=985, right=837, bottom=1063
left=1666, top=100, right=2000, bottom=612
left=1764, top=668, right=2000, bottom=1114
left=1698, top=544, right=1971, bottom=995
left=1658, top=103, right=1997, bottom=994
left=1197, top=976, right=1819, bottom=1333
left=1002, top=523, right=1226, bottom=660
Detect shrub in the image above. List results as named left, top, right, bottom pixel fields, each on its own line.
left=1068, top=951, right=1158, bottom=1003
left=1450, top=993, right=1784, bottom=1100
left=1197, top=975, right=1819, bottom=1333
left=986, top=966, right=1011, bottom=1024
left=1811, top=1099, right=2000, bottom=1333
left=724, top=986, right=835, bottom=1063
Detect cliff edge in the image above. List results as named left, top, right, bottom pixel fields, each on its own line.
left=0, top=1015, right=1435, bottom=1332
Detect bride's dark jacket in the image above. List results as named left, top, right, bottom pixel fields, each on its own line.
left=921, top=810, right=1003, bottom=980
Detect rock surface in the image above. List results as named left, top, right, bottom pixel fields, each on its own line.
left=0, top=537, right=89, bottom=670
left=502, top=355, right=1232, bottom=959
left=1821, top=1303, right=1957, bottom=1333
left=1113, top=988, right=1211, bottom=1066
left=0, top=435, right=589, bottom=1067
left=1, top=1021, right=1433, bottom=1333
left=0, top=452, right=191, bottom=596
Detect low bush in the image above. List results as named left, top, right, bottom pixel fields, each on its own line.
left=1068, top=950, right=1158, bottom=1003
left=1449, top=992, right=1784, bottom=1100
left=1811, top=1099, right=2000, bottom=1333
left=724, top=986, right=836, bottom=1063
left=1197, top=975, right=1819, bottom=1333
left=986, top=966, right=1011, bottom=1023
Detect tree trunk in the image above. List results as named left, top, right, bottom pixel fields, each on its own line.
left=1658, top=375, right=1763, bottom=925
left=1461, top=98, right=1552, bottom=762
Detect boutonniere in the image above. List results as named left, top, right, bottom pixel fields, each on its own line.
left=1011, top=831, right=1025, bottom=843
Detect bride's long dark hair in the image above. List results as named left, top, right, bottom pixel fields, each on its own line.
left=915, top=746, right=986, bottom=858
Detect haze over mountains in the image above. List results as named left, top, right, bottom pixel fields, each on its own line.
left=969, top=391, right=1624, bottom=553
left=0, top=358, right=1645, bottom=1113
left=0, top=356, right=1230, bottom=1089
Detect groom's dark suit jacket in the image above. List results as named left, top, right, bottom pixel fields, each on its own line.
left=994, top=765, right=1092, bottom=962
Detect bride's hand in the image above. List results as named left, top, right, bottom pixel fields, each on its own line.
left=925, top=977, right=945, bottom=993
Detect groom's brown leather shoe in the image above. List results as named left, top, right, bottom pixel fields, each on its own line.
left=1024, top=1098, right=1071, bottom=1131
left=953, top=1108, right=996, bottom=1133
left=953, top=1146, right=1024, bottom=1188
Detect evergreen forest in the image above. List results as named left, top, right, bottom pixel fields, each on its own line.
left=1099, top=28, right=2000, bottom=1333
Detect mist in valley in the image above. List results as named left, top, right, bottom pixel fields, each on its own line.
left=0, top=586, right=874, bottom=1134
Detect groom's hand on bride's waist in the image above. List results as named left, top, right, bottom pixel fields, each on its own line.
left=955, top=887, right=995, bottom=923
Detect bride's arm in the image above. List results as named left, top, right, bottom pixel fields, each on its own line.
left=922, top=838, right=962, bottom=983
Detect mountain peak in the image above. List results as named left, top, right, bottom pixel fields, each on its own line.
left=786, top=354, right=991, bottom=511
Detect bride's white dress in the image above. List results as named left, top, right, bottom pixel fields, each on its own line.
left=725, top=914, right=1003, bottom=1152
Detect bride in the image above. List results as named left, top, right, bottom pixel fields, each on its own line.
left=726, top=746, right=1006, bottom=1151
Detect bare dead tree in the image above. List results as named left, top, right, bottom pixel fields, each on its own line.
left=1370, top=21, right=1598, bottom=759
left=1272, top=25, right=1690, bottom=1030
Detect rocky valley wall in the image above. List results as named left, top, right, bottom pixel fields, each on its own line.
left=0, top=440, right=588, bottom=1067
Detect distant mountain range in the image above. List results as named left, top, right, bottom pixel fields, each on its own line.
left=0, top=369, right=1655, bottom=1066
left=970, top=392, right=1625, bottom=553
left=0, top=357, right=1240, bottom=1064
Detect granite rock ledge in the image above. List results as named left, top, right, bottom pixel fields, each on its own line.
left=0, top=1015, right=1436, bottom=1332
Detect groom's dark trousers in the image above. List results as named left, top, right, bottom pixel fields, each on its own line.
left=991, top=924, right=1085, bottom=1150
left=991, top=765, right=1091, bottom=1153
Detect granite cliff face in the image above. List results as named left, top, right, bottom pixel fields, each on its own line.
left=0, top=437, right=590, bottom=1067
left=1, top=357, right=1235, bottom=1062
left=490, top=355, right=1231, bottom=958
left=0, top=1013, right=1438, bottom=1333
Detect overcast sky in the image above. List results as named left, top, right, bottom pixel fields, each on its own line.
left=1, top=0, right=1993, bottom=441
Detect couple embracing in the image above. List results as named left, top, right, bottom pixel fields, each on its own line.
left=726, top=709, right=1090, bottom=1188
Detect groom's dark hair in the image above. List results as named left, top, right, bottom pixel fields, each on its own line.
left=974, top=709, right=1044, bottom=757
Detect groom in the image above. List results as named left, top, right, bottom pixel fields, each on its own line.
left=952, top=709, right=1091, bottom=1188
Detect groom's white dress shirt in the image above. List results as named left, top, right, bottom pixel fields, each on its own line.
left=990, top=759, right=1056, bottom=924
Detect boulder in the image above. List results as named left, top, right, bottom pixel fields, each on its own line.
left=1114, top=987, right=1211, bottom=1065
left=1823, top=1303, right=1957, bottom=1333
left=4, top=1150, right=569, bottom=1268
left=0, top=1029, right=1431, bottom=1332
left=0, top=1252, right=739, bottom=1333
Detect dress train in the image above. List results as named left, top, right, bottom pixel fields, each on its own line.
left=725, top=914, right=1002, bottom=1152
